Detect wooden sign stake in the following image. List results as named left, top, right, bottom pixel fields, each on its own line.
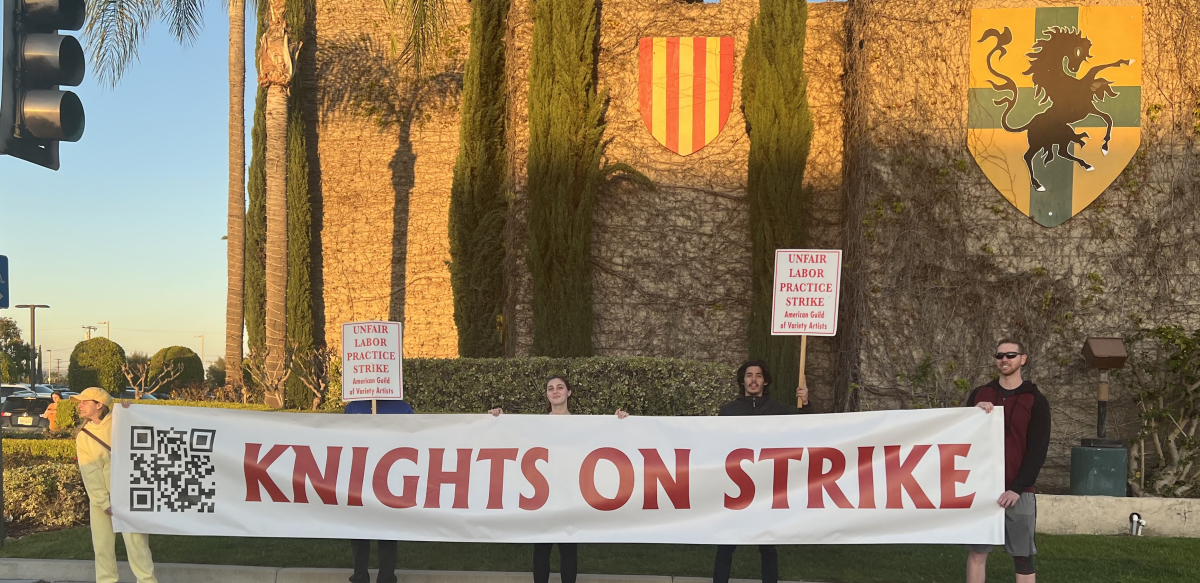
left=798, top=335, right=808, bottom=408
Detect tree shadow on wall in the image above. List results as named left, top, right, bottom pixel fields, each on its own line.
left=317, top=34, right=462, bottom=324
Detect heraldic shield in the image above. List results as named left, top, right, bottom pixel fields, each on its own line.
left=639, top=37, right=735, bottom=156
left=968, top=7, right=1142, bottom=228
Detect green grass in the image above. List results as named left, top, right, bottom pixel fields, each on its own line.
left=2, top=528, right=1196, bottom=583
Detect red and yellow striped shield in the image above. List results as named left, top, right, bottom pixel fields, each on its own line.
left=639, top=37, right=735, bottom=156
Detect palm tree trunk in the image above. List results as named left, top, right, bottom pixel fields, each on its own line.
left=259, top=0, right=295, bottom=408
left=264, top=84, right=288, bottom=401
left=225, top=0, right=246, bottom=393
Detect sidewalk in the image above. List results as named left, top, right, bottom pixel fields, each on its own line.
left=0, top=559, right=826, bottom=583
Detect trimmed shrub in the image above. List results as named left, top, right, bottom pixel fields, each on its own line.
left=55, top=399, right=80, bottom=432
left=148, top=346, right=205, bottom=392
left=330, top=357, right=739, bottom=416
left=68, top=337, right=127, bottom=394
left=2, top=439, right=76, bottom=467
left=3, top=463, right=89, bottom=532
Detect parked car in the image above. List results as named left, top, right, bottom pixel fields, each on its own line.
left=117, top=389, right=158, bottom=400
left=1, top=397, right=51, bottom=432
left=1, top=383, right=32, bottom=404
left=27, top=384, right=57, bottom=398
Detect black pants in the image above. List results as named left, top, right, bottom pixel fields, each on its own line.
left=350, top=539, right=397, bottom=583
left=533, top=543, right=578, bottom=583
left=713, top=545, right=778, bottom=583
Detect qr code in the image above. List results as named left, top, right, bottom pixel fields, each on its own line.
left=129, top=426, right=217, bottom=513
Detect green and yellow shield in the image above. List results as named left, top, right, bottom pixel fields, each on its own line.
left=968, top=6, right=1142, bottom=227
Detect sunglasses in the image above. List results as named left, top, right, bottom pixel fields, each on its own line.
left=994, top=352, right=1024, bottom=360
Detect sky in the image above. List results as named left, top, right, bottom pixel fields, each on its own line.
left=1, top=3, right=244, bottom=373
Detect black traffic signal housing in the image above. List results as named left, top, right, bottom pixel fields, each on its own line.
left=0, top=0, right=86, bottom=170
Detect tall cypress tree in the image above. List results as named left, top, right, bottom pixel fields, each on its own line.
left=449, top=0, right=510, bottom=357
left=245, top=0, right=270, bottom=356
left=743, top=0, right=813, bottom=401
left=284, top=0, right=316, bottom=408
left=527, top=0, right=607, bottom=357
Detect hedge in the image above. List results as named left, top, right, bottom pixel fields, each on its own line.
left=56, top=398, right=79, bottom=431
left=47, top=358, right=742, bottom=424
left=333, top=357, right=740, bottom=416
left=52, top=398, right=276, bottom=432
left=2, top=462, right=89, bottom=532
left=2, top=438, right=76, bottom=466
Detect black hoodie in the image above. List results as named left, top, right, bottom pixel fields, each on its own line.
left=718, top=393, right=811, bottom=416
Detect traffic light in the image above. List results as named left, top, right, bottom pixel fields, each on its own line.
left=0, top=0, right=86, bottom=170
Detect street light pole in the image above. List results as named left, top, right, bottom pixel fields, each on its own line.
left=14, top=304, right=49, bottom=385
left=195, top=334, right=204, bottom=366
left=98, top=321, right=109, bottom=338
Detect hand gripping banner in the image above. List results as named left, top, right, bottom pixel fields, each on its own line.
left=112, top=405, right=1004, bottom=545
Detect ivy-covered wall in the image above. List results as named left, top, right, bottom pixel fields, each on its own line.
left=842, top=0, right=1200, bottom=490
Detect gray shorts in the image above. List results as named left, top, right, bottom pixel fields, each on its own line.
left=966, top=492, right=1037, bottom=557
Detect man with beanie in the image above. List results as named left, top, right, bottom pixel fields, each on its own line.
left=713, top=360, right=810, bottom=583
left=965, top=340, right=1051, bottom=583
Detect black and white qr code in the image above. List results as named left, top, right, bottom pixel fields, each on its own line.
left=129, top=426, right=217, bottom=513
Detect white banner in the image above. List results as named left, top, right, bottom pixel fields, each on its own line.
left=112, top=405, right=1004, bottom=545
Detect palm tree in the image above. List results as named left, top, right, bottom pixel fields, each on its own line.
left=257, top=0, right=296, bottom=408
left=83, top=0, right=247, bottom=395
left=225, top=0, right=246, bottom=395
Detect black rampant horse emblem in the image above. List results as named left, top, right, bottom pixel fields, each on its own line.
left=967, top=7, right=1142, bottom=228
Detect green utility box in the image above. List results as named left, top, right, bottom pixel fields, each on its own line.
left=1070, top=439, right=1127, bottom=497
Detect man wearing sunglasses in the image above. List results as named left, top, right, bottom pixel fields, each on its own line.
left=964, top=340, right=1051, bottom=583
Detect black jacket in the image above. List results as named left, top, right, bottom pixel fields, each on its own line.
left=718, top=394, right=811, bottom=416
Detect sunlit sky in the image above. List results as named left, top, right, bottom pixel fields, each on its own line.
left=1, top=3, right=243, bottom=371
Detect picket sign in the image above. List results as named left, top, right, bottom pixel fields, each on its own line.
left=770, top=249, right=843, bottom=406
left=341, top=321, right=404, bottom=409
left=111, top=405, right=1004, bottom=545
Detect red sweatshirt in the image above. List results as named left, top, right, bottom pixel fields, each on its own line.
left=967, top=379, right=1051, bottom=493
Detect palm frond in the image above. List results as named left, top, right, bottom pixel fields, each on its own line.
left=162, top=0, right=207, bottom=46
left=84, top=0, right=159, bottom=87
left=84, top=0, right=209, bottom=88
left=382, top=0, right=448, bottom=75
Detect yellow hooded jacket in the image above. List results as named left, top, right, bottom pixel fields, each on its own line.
left=76, top=413, right=114, bottom=510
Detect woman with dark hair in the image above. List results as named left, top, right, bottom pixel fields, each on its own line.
left=72, top=387, right=158, bottom=583
left=489, top=375, right=627, bottom=583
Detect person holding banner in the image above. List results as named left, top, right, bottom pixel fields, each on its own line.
left=72, top=388, right=158, bottom=583
left=713, top=360, right=809, bottom=583
left=965, top=340, right=1051, bottom=583
left=344, top=397, right=415, bottom=583
left=490, top=375, right=628, bottom=583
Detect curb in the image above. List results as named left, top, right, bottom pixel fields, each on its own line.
left=0, top=560, right=826, bottom=583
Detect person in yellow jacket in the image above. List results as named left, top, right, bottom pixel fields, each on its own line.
left=72, top=387, right=158, bottom=583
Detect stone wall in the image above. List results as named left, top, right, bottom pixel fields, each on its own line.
left=502, top=0, right=848, bottom=407
left=844, top=0, right=1200, bottom=490
left=313, top=1, right=469, bottom=357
